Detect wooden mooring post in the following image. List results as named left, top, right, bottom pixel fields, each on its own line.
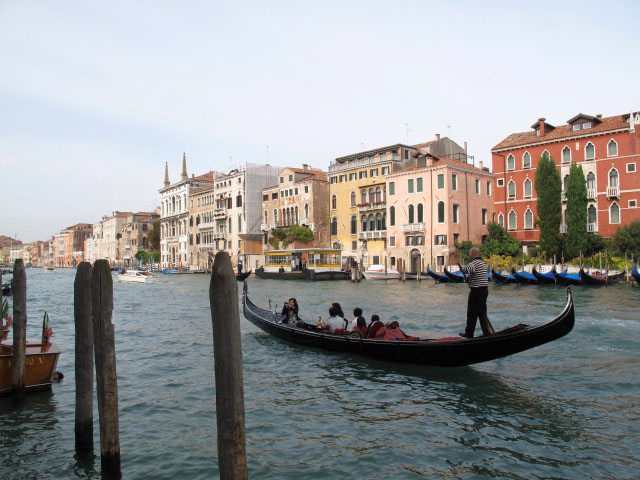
left=12, top=259, right=27, bottom=402
left=209, top=252, right=248, bottom=480
left=74, top=262, right=94, bottom=451
left=92, top=259, right=121, bottom=476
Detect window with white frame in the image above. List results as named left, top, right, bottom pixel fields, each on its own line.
left=487, top=181, right=491, bottom=195
left=588, top=205, right=597, bottom=224
left=523, top=152, right=531, bottom=169
left=497, top=213, right=504, bottom=227
left=610, top=202, right=620, bottom=224
left=609, top=168, right=619, bottom=187
left=452, top=174, right=458, bottom=191
left=585, top=142, right=595, bottom=160
left=482, top=209, right=487, bottom=225
left=507, top=154, right=515, bottom=171
left=475, top=179, right=480, bottom=194
left=524, top=178, right=532, bottom=198
left=629, top=200, right=637, bottom=208
left=627, top=163, right=636, bottom=173
left=562, top=146, right=571, bottom=163
left=508, top=180, right=516, bottom=199
left=350, top=191, right=356, bottom=207
left=607, top=139, right=618, bottom=157
left=586, top=172, right=596, bottom=189
left=508, top=210, right=517, bottom=230
left=497, top=178, right=504, bottom=187
left=437, top=201, right=445, bottom=223
left=524, top=209, right=533, bottom=229
left=453, top=204, right=459, bottom=224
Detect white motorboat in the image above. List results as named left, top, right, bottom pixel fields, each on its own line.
left=43, top=266, right=55, bottom=273
left=362, top=264, right=400, bottom=280
left=116, top=270, right=149, bottom=283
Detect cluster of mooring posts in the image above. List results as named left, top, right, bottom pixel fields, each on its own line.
left=71, top=253, right=248, bottom=479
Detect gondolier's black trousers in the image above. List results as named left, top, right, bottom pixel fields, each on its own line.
left=465, top=287, right=493, bottom=337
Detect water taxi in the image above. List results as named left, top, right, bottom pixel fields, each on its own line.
left=255, top=248, right=349, bottom=281
left=116, top=269, right=150, bottom=283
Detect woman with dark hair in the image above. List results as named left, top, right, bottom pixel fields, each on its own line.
left=353, top=316, right=368, bottom=336
left=281, top=298, right=299, bottom=324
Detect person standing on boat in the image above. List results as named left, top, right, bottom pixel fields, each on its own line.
left=458, top=248, right=494, bottom=338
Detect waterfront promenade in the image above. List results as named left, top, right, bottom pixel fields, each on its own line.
left=1, top=269, right=638, bottom=479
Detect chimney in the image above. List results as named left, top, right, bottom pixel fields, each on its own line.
left=163, top=162, right=170, bottom=187
left=538, top=118, right=546, bottom=136
left=303, top=164, right=309, bottom=173
left=464, top=141, right=468, bottom=154
left=435, top=133, right=441, bottom=141
left=479, top=161, right=484, bottom=170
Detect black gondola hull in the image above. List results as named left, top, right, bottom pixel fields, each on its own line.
left=491, top=269, right=516, bottom=284
left=578, top=268, right=623, bottom=286
left=235, top=270, right=252, bottom=281
left=532, top=267, right=557, bottom=285
left=511, top=268, right=538, bottom=285
left=242, top=287, right=575, bottom=368
left=443, top=268, right=465, bottom=283
left=553, top=271, right=581, bottom=286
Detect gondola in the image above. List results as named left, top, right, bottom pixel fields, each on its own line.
left=491, top=269, right=516, bottom=284
left=532, top=267, right=556, bottom=285
left=578, top=268, right=623, bottom=286
left=235, top=270, right=252, bottom=281
left=242, top=283, right=575, bottom=368
left=553, top=270, right=581, bottom=286
left=443, top=267, right=466, bottom=283
left=511, top=268, right=538, bottom=285
left=632, top=263, right=640, bottom=286
left=426, top=265, right=450, bottom=283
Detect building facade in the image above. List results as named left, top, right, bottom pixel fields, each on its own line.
left=492, top=112, right=640, bottom=244
left=386, top=155, right=495, bottom=271
left=328, top=137, right=467, bottom=266
left=188, top=187, right=215, bottom=270
left=261, top=165, right=330, bottom=250
left=119, top=212, right=159, bottom=267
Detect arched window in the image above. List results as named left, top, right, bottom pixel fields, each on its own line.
left=361, top=190, right=367, bottom=204
left=408, top=204, right=414, bottom=224
left=588, top=205, right=597, bottom=224
left=609, top=168, right=619, bottom=187
left=361, top=215, right=368, bottom=232
left=350, top=191, right=356, bottom=207
left=498, top=213, right=504, bottom=227
left=508, top=210, right=517, bottom=230
left=437, top=201, right=445, bottom=223
left=351, top=216, right=357, bottom=234
left=417, top=203, right=424, bottom=223
left=585, top=142, right=595, bottom=160
left=295, top=206, right=299, bottom=224
left=562, top=146, right=571, bottom=163
left=507, top=154, right=515, bottom=170
left=304, top=204, right=309, bottom=219
left=375, top=187, right=381, bottom=203
left=331, top=217, right=338, bottom=235
left=508, top=180, right=516, bottom=198
left=586, top=172, right=596, bottom=189
left=190, top=216, right=193, bottom=227
left=376, top=213, right=383, bottom=230
left=524, top=209, right=533, bottom=229
left=332, top=195, right=337, bottom=210
left=228, top=217, right=232, bottom=233
left=524, top=178, right=532, bottom=198
left=264, top=211, right=268, bottom=224
left=273, top=209, right=278, bottom=225
left=563, top=175, right=569, bottom=191
left=368, top=214, right=375, bottom=231
left=382, top=213, right=386, bottom=230
left=607, top=139, right=618, bottom=157
left=610, top=202, right=620, bottom=224
left=523, top=152, right=531, bottom=169
left=389, top=206, right=395, bottom=226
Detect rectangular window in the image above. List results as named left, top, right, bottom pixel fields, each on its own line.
left=288, top=175, right=293, bottom=181
left=487, top=181, right=492, bottom=196
left=359, top=170, right=367, bottom=179
left=262, top=194, right=268, bottom=201
left=349, top=172, right=357, bottom=180
left=389, top=236, right=395, bottom=247
left=339, top=174, right=347, bottom=183
left=434, top=234, right=447, bottom=245
left=453, top=233, right=459, bottom=244
left=372, top=255, right=380, bottom=265
left=416, top=177, right=423, bottom=192
left=352, top=240, right=357, bottom=250
left=417, top=157, right=426, bottom=167
left=627, top=163, right=636, bottom=173
left=437, top=174, right=444, bottom=189
left=475, top=179, right=480, bottom=194
left=304, top=185, right=309, bottom=193
left=294, top=188, right=298, bottom=195
left=452, top=174, right=457, bottom=191
left=453, top=204, right=459, bottom=223
left=389, top=182, right=395, bottom=195
left=572, top=124, right=581, bottom=131
left=629, top=200, right=637, bottom=208
left=482, top=209, right=487, bottom=225
left=405, top=236, right=413, bottom=246
left=280, top=177, right=284, bottom=183
left=408, top=179, right=414, bottom=193
left=583, top=122, right=592, bottom=129
left=381, top=166, right=390, bottom=175
left=330, top=176, right=337, bottom=184
left=404, top=150, right=409, bottom=159
left=272, top=192, right=278, bottom=200
left=497, top=179, right=504, bottom=187
left=370, top=168, right=378, bottom=177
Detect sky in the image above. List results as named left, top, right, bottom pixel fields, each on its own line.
left=1, top=0, right=638, bottom=242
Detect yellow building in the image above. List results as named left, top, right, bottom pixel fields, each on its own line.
left=328, top=138, right=466, bottom=266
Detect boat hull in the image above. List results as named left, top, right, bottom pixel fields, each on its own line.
left=491, top=269, right=516, bottom=284
left=426, top=266, right=450, bottom=283
left=511, top=268, right=538, bottom=285
left=553, top=270, right=581, bottom=286
left=242, top=286, right=575, bottom=368
left=255, top=267, right=349, bottom=281
left=579, top=268, right=623, bottom=286
left=443, top=268, right=465, bottom=283
left=235, top=270, right=252, bottom=281
left=632, top=263, right=640, bottom=286
left=363, top=270, right=400, bottom=280
left=0, top=342, right=61, bottom=396
left=532, top=267, right=556, bottom=285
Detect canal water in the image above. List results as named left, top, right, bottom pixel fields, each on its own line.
left=1, top=269, right=639, bottom=479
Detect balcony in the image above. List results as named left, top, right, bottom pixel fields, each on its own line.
left=357, top=230, right=386, bottom=240
left=164, top=235, right=178, bottom=243
left=199, top=221, right=216, bottom=231
left=358, top=202, right=386, bottom=212
left=560, top=224, right=567, bottom=233
left=214, top=208, right=227, bottom=218
left=606, top=186, right=619, bottom=198
left=213, top=232, right=226, bottom=240
left=328, top=153, right=400, bottom=173
left=261, top=223, right=276, bottom=231
left=587, top=223, right=597, bottom=233
left=587, top=188, right=596, bottom=200
left=299, top=217, right=309, bottom=225
left=198, top=242, right=216, bottom=250
left=402, top=223, right=425, bottom=233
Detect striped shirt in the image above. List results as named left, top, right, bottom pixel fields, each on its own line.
left=460, top=258, right=489, bottom=288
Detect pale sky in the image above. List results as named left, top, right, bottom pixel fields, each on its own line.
left=1, top=0, right=638, bottom=242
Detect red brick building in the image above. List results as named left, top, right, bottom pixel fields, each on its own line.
left=492, top=112, right=640, bottom=246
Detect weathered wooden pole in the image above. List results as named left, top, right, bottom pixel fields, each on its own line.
left=91, top=259, right=120, bottom=476
left=74, top=262, right=94, bottom=451
left=12, top=259, right=27, bottom=401
left=351, top=266, right=356, bottom=283
left=209, top=252, right=248, bottom=480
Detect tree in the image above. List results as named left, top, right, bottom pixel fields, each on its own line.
left=149, top=220, right=161, bottom=251
left=535, top=152, right=562, bottom=258
left=480, top=222, right=521, bottom=257
left=135, top=250, right=151, bottom=263
left=585, top=233, right=606, bottom=257
left=454, top=240, right=479, bottom=263
left=611, top=220, right=640, bottom=255
left=564, top=163, right=588, bottom=258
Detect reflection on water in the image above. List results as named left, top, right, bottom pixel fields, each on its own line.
left=0, top=270, right=639, bottom=479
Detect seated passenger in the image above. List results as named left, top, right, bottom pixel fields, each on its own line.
left=369, top=314, right=380, bottom=327
left=326, top=306, right=346, bottom=332
left=281, top=298, right=299, bottom=324
left=351, top=308, right=364, bottom=330
left=352, top=316, right=368, bottom=336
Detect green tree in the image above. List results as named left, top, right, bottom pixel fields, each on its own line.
left=611, top=220, right=640, bottom=255
left=454, top=240, right=479, bottom=263
left=535, top=152, right=562, bottom=258
left=135, top=250, right=151, bottom=263
left=564, top=163, right=588, bottom=258
left=585, top=232, right=606, bottom=257
left=149, top=220, right=161, bottom=251
left=480, top=222, right=521, bottom=257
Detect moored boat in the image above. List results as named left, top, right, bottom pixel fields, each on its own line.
left=578, top=268, right=623, bottom=286
left=553, top=270, right=581, bottom=286
left=116, top=270, right=150, bottom=283
left=426, top=265, right=450, bottom=283
left=241, top=283, right=575, bottom=367
left=256, top=248, right=349, bottom=281
left=532, top=267, right=556, bottom=285
left=491, top=269, right=516, bottom=284
left=632, top=263, right=640, bottom=285
left=443, top=267, right=465, bottom=283
left=235, top=270, right=252, bottom=281
left=511, top=268, right=538, bottom=285
left=43, top=266, right=55, bottom=273
left=362, top=264, right=400, bottom=280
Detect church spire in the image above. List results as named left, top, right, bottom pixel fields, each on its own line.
left=163, top=162, right=170, bottom=187
left=181, top=152, right=188, bottom=181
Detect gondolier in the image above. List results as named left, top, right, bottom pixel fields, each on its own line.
left=459, top=248, right=494, bottom=338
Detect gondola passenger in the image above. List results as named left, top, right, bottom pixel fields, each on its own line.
left=281, top=298, right=299, bottom=324
left=326, top=306, right=346, bottom=332
left=353, top=317, right=368, bottom=336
